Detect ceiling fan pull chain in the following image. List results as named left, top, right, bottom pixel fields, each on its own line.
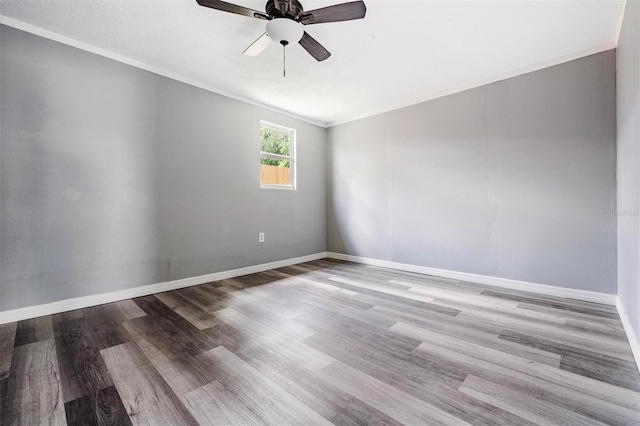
left=281, top=40, right=288, bottom=77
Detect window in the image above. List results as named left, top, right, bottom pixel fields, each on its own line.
left=260, top=121, right=296, bottom=190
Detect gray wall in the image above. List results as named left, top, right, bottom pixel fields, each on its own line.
left=327, top=50, right=617, bottom=293
left=0, top=25, right=326, bottom=311
left=617, top=0, right=640, bottom=341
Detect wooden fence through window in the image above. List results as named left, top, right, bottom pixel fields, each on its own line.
left=261, top=164, right=290, bottom=185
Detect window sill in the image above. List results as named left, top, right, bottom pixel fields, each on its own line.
left=260, top=184, right=296, bottom=191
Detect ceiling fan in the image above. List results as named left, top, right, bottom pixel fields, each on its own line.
left=196, top=0, right=367, bottom=62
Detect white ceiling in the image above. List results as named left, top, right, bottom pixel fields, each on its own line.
left=0, top=0, right=625, bottom=126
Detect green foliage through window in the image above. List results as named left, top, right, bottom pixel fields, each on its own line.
left=260, top=127, right=290, bottom=168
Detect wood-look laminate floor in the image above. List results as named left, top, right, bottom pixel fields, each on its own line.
left=1, top=259, right=639, bottom=425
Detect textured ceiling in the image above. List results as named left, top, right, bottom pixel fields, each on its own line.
left=0, top=0, right=625, bottom=126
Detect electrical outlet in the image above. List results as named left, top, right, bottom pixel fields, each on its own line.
left=259, top=232, right=265, bottom=243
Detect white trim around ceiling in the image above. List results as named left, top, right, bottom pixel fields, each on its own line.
left=0, top=13, right=620, bottom=130
left=326, top=40, right=617, bottom=127
left=0, top=15, right=328, bottom=128
left=0, top=251, right=327, bottom=324
left=615, top=0, right=628, bottom=46
left=326, top=252, right=617, bottom=306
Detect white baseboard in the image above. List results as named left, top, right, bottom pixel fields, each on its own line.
left=0, top=252, right=327, bottom=324
left=616, top=297, right=640, bottom=374
left=326, top=252, right=617, bottom=306
left=325, top=252, right=638, bottom=372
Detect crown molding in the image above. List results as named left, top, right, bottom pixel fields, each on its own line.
left=615, top=0, right=628, bottom=47
left=327, top=41, right=616, bottom=127
left=0, top=15, right=328, bottom=128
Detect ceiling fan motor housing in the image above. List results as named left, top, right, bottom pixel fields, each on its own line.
left=266, top=18, right=304, bottom=44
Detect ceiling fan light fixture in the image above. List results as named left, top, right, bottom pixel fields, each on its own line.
left=197, top=0, right=367, bottom=62
left=266, top=18, right=304, bottom=44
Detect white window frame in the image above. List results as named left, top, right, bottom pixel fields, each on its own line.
left=259, top=120, right=296, bottom=190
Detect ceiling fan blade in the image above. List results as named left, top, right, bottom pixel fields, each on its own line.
left=298, top=1, right=366, bottom=25
left=196, top=0, right=269, bottom=20
left=243, top=33, right=271, bottom=56
left=299, top=32, right=331, bottom=61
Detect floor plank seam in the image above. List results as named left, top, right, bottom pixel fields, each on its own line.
left=1, top=260, right=638, bottom=426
